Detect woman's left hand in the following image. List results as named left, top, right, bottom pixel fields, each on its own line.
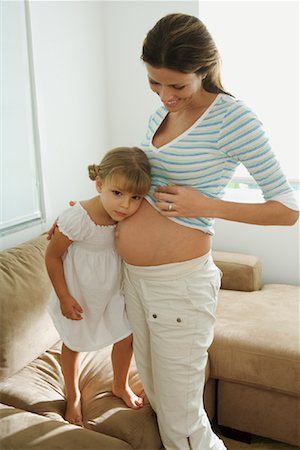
left=154, top=185, right=213, bottom=217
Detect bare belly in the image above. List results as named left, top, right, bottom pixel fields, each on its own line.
left=115, top=200, right=212, bottom=266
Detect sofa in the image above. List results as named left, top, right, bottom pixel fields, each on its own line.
left=0, top=235, right=299, bottom=449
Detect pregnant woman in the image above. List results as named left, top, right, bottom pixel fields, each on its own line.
left=115, top=13, right=298, bottom=450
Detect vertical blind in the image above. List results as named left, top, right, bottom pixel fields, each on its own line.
left=1, top=0, right=44, bottom=234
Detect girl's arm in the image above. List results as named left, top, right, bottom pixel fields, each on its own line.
left=45, top=228, right=83, bottom=320
left=154, top=186, right=298, bottom=225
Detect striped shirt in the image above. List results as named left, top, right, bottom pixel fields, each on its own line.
left=140, top=93, right=297, bottom=235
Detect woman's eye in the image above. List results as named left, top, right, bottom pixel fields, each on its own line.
left=174, top=85, right=185, bottom=90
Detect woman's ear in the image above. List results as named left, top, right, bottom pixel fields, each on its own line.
left=96, top=176, right=102, bottom=193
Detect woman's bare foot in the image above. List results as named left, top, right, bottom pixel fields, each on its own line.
left=64, top=395, right=83, bottom=426
left=112, top=383, right=143, bottom=409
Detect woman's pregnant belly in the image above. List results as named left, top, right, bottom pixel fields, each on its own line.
left=115, top=200, right=211, bottom=266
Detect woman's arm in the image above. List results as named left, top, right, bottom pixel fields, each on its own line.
left=154, top=185, right=299, bottom=226
left=45, top=228, right=83, bottom=320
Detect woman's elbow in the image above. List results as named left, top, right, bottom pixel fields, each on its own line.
left=282, top=208, right=299, bottom=226
left=287, top=209, right=299, bottom=225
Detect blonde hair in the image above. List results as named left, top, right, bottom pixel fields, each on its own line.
left=88, top=147, right=151, bottom=196
left=142, top=13, right=232, bottom=96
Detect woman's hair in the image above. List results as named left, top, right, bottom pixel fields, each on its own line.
left=141, top=13, right=231, bottom=96
left=88, top=147, right=151, bottom=196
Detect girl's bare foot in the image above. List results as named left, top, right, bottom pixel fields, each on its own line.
left=64, top=395, right=83, bottom=426
left=112, top=383, right=144, bottom=409
left=139, top=389, right=150, bottom=405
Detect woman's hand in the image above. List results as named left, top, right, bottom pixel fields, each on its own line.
left=60, top=294, right=83, bottom=321
left=154, top=185, right=213, bottom=217
left=47, top=221, right=58, bottom=240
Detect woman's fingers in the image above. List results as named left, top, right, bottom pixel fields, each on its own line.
left=47, top=222, right=58, bottom=240
left=156, top=184, right=178, bottom=193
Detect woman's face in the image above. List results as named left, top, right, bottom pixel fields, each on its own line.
left=145, top=64, right=205, bottom=112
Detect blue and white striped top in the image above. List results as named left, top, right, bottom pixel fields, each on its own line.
left=140, top=93, right=298, bottom=235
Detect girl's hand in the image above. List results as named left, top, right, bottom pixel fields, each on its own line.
left=60, top=295, right=83, bottom=320
left=154, top=185, right=213, bottom=217
left=47, top=201, right=77, bottom=240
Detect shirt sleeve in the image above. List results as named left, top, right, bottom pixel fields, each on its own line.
left=218, top=101, right=298, bottom=211
left=57, top=204, right=91, bottom=241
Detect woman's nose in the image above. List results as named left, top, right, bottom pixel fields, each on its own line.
left=160, top=86, right=174, bottom=102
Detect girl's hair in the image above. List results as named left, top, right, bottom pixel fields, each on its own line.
left=141, top=13, right=231, bottom=96
left=88, top=147, right=151, bottom=196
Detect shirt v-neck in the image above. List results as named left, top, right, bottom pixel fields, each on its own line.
left=150, top=93, right=221, bottom=153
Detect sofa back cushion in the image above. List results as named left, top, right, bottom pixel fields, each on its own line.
left=0, top=235, right=59, bottom=381
left=212, top=251, right=262, bottom=291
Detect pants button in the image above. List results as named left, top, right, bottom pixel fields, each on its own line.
left=152, top=314, right=157, bottom=319
left=176, top=317, right=182, bottom=323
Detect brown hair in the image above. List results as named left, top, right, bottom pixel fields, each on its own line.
left=141, top=13, right=231, bottom=96
left=88, top=147, right=151, bottom=196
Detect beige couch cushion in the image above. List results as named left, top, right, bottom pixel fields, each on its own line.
left=0, top=235, right=59, bottom=381
left=212, top=251, right=262, bottom=292
left=0, top=342, right=162, bottom=450
left=0, top=404, right=132, bottom=449
left=210, top=284, right=300, bottom=396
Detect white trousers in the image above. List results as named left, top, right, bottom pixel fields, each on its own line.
left=123, top=252, right=226, bottom=450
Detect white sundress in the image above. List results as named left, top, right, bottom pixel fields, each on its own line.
left=48, top=202, right=132, bottom=352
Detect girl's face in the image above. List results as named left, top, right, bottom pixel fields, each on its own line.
left=96, top=176, right=144, bottom=222
left=145, top=64, right=205, bottom=112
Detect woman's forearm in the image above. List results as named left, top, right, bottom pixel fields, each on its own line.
left=155, top=185, right=299, bottom=226
left=209, top=199, right=299, bottom=226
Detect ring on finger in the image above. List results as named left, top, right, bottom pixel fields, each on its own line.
left=168, top=203, right=173, bottom=211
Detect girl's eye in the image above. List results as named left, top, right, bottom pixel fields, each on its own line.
left=132, top=195, right=142, bottom=200
left=112, top=190, right=122, bottom=197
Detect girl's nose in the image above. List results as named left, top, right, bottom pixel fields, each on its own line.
left=120, top=196, right=130, bottom=208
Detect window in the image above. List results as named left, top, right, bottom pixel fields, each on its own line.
left=1, top=0, right=45, bottom=236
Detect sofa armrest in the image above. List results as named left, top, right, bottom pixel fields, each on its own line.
left=212, top=251, right=262, bottom=292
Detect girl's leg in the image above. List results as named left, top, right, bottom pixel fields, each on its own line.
left=61, top=343, right=82, bottom=425
left=111, top=334, right=144, bottom=409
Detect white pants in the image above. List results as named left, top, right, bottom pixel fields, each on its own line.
left=123, top=251, right=226, bottom=450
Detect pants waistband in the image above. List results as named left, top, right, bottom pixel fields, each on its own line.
left=123, top=251, right=212, bottom=279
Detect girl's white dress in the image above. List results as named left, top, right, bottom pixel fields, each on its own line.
left=48, top=202, right=132, bottom=352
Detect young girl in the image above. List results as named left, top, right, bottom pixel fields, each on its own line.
left=45, top=146, right=151, bottom=426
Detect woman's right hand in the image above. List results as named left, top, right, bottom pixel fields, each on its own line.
left=47, top=201, right=77, bottom=240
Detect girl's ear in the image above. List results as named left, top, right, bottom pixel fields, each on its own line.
left=96, top=176, right=102, bottom=193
